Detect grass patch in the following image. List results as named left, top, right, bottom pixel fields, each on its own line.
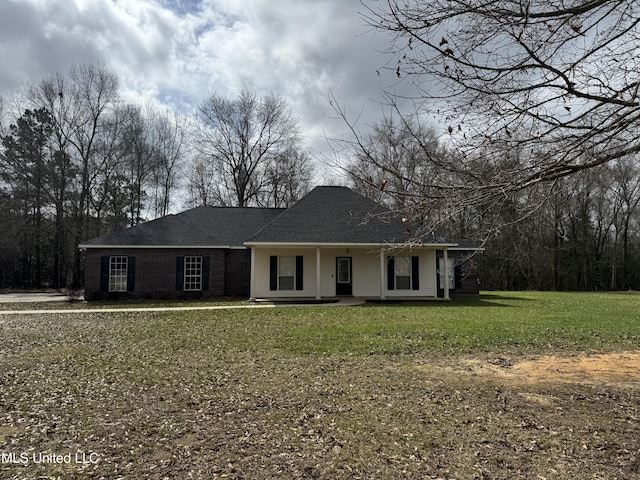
left=281, top=291, right=640, bottom=355
left=0, top=291, right=639, bottom=479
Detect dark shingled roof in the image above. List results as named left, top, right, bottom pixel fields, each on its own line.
left=80, top=206, right=285, bottom=247
left=245, top=186, right=417, bottom=244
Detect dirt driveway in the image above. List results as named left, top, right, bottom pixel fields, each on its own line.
left=0, top=291, right=69, bottom=303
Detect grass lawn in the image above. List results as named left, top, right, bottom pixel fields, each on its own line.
left=0, top=291, right=639, bottom=479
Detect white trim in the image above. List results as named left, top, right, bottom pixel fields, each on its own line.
left=443, top=249, right=450, bottom=300
left=108, top=255, right=128, bottom=292
left=80, top=244, right=238, bottom=249
left=183, top=255, right=203, bottom=291
left=250, top=247, right=256, bottom=301
left=244, top=242, right=458, bottom=248
left=316, top=248, right=321, bottom=300
left=379, top=247, right=385, bottom=300
left=277, top=255, right=296, bottom=291
left=394, top=256, right=412, bottom=290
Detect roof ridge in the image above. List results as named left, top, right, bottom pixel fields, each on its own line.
left=244, top=185, right=408, bottom=244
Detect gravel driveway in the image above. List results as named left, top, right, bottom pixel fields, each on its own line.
left=0, top=291, right=70, bottom=303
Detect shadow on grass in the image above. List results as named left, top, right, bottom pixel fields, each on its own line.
left=360, top=293, right=535, bottom=308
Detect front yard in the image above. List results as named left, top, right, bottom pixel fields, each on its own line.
left=0, top=292, right=639, bottom=479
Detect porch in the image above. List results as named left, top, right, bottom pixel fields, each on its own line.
left=248, top=245, right=453, bottom=301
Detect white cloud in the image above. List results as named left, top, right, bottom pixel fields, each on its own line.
left=0, top=0, right=403, bottom=160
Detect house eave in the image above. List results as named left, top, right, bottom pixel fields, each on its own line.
left=79, top=244, right=247, bottom=250
left=243, top=241, right=460, bottom=248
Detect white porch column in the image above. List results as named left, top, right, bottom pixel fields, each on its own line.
left=443, top=248, right=450, bottom=300
left=380, top=247, right=386, bottom=300
left=249, top=247, right=256, bottom=301
left=316, top=247, right=321, bottom=300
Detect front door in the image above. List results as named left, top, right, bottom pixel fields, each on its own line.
left=335, top=257, right=353, bottom=296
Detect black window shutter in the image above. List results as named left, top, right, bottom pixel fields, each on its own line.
left=295, top=256, right=304, bottom=290
left=269, top=256, right=278, bottom=291
left=100, top=256, right=109, bottom=291
left=454, top=264, right=462, bottom=290
left=387, top=256, right=395, bottom=290
left=127, top=257, right=136, bottom=292
left=176, top=256, right=184, bottom=291
left=411, top=256, right=420, bottom=290
left=202, top=256, right=210, bottom=291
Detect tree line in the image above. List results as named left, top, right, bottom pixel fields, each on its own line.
left=340, top=114, right=640, bottom=291
left=0, top=64, right=313, bottom=289
left=4, top=0, right=639, bottom=294
left=337, top=0, right=640, bottom=292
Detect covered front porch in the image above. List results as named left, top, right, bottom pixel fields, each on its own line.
left=248, top=245, right=453, bottom=301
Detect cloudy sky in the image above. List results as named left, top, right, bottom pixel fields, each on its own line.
left=0, top=0, right=412, bottom=178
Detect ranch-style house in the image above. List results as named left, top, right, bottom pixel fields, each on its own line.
left=80, top=186, right=480, bottom=300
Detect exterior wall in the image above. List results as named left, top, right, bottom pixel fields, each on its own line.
left=84, top=248, right=250, bottom=300
left=252, top=247, right=438, bottom=299
left=84, top=245, right=477, bottom=300
left=253, top=248, right=318, bottom=298
left=436, top=250, right=481, bottom=295
left=458, top=252, right=481, bottom=294
left=224, top=249, right=251, bottom=297
left=381, top=249, right=437, bottom=298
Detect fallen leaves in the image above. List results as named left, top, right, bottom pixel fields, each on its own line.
left=0, top=311, right=638, bottom=479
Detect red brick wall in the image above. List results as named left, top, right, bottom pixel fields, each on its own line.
left=84, top=248, right=251, bottom=300
left=224, top=249, right=251, bottom=297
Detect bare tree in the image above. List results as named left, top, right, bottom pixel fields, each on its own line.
left=191, top=90, right=308, bottom=207
left=1, top=64, right=189, bottom=288
left=29, top=63, right=120, bottom=286
left=346, top=114, right=445, bottom=204
left=610, top=156, right=640, bottom=288
left=353, top=0, right=640, bottom=223
left=260, top=145, right=314, bottom=208
left=187, top=153, right=223, bottom=207
left=148, top=108, right=187, bottom=217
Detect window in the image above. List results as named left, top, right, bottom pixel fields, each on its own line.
left=184, top=256, right=203, bottom=291
left=109, top=256, right=128, bottom=292
left=395, top=256, right=412, bottom=290
left=337, top=258, right=351, bottom=284
left=270, top=256, right=303, bottom=291
left=278, top=256, right=295, bottom=291
left=439, top=257, right=455, bottom=289
left=387, top=255, right=419, bottom=291
left=176, top=256, right=209, bottom=292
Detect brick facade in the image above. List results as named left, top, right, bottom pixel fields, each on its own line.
left=224, top=249, right=251, bottom=296
left=84, top=248, right=251, bottom=300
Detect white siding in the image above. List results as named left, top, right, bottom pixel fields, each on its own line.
left=252, top=246, right=438, bottom=299
left=384, top=249, right=437, bottom=298
left=253, top=248, right=317, bottom=298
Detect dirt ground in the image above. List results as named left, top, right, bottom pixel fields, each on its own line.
left=1, top=304, right=638, bottom=479
left=426, top=352, right=640, bottom=386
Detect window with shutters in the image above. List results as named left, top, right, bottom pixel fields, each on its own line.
left=395, top=256, right=412, bottom=290
left=184, top=256, right=203, bottom=291
left=109, top=256, right=128, bottom=292
left=278, top=256, right=295, bottom=291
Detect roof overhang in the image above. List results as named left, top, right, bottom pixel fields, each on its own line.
left=79, top=244, right=247, bottom=250
left=243, top=241, right=460, bottom=248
